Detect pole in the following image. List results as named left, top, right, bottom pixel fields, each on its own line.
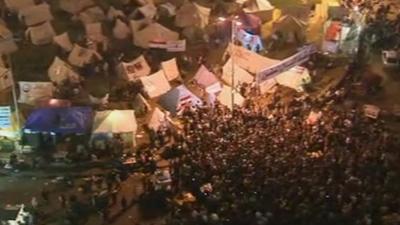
left=7, top=55, right=21, bottom=141
left=231, top=20, right=235, bottom=113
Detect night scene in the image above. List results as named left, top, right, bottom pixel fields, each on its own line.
left=0, top=0, right=400, bottom=224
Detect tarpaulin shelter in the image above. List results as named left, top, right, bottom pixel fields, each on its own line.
left=68, top=44, right=102, bottom=67
left=133, top=23, right=179, bottom=48
left=117, top=55, right=151, bottom=81
left=175, top=1, right=210, bottom=28
left=0, top=22, right=18, bottom=54
left=92, top=110, right=137, bottom=134
left=272, top=15, right=307, bottom=43
left=59, top=0, right=95, bottom=15
left=18, top=82, right=54, bottom=105
left=222, top=58, right=254, bottom=86
left=275, top=66, right=311, bottom=92
left=79, top=6, right=106, bottom=24
left=147, top=107, right=170, bottom=131
left=0, top=67, right=12, bottom=91
left=48, top=57, right=80, bottom=85
left=158, top=85, right=202, bottom=115
left=4, top=0, right=34, bottom=11
left=217, top=85, right=245, bottom=109
left=113, top=19, right=131, bottom=40
left=25, top=22, right=56, bottom=45
left=240, top=0, right=274, bottom=22
left=24, top=107, right=92, bottom=134
left=18, top=3, right=53, bottom=26
left=92, top=110, right=138, bottom=147
left=225, top=43, right=279, bottom=74
left=161, top=58, right=180, bottom=81
left=53, top=32, right=73, bottom=52
left=140, top=70, right=171, bottom=98
left=193, top=65, right=218, bottom=88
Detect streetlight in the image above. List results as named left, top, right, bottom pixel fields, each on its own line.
left=217, top=16, right=242, bottom=112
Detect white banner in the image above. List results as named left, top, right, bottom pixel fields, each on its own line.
left=257, top=45, right=317, bottom=83
left=122, top=55, right=151, bottom=81
left=18, top=82, right=53, bottom=105
left=0, top=106, right=12, bottom=128
left=166, top=40, right=186, bottom=52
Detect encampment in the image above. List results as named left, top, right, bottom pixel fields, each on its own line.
left=68, top=44, right=102, bottom=67
left=158, top=85, right=202, bottom=115
left=161, top=58, right=180, bottom=81
left=217, top=85, right=245, bottom=109
left=175, top=2, right=210, bottom=28
left=274, top=66, right=311, bottom=92
left=48, top=57, right=80, bottom=85
left=53, top=32, right=74, bottom=52
left=222, top=58, right=254, bottom=86
left=25, top=22, right=56, bottom=45
left=24, top=107, right=92, bottom=134
left=18, top=82, right=54, bottom=105
left=18, top=3, right=53, bottom=26
left=133, top=23, right=179, bottom=48
left=193, top=65, right=218, bottom=88
left=273, top=15, right=307, bottom=43
left=140, top=70, right=171, bottom=98
left=117, top=55, right=151, bottom=81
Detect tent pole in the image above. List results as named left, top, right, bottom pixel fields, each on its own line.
left=7, top=55, right=21, bottom=141
left=231, top=20, right=235, bottom=114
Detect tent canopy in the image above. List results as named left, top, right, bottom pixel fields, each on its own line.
left=193, top=65, right=218, bottom=88
left=273, top=15, right=307, bottom=34
left=24, top=107, right=92, bottom=134
left=133, top=23, right=179, bottom=48
left=59, top=0, right=95, bottom=14
left=147, top=107, right=169, bottom=131
left=26, top=21, right=56, bottom=45
left=5, top=0, right=34, bottom=11
left=158, top=85, right=202, bottom=115
left=175, top=2, right=210, bottom=28
left=242, top=0, right=274, bottom=13
left=93, top=110, right=137, bottom=134
left=0, top=23, right=18, bottom=54
left=141, top=70, right=171, bottom=98
left=53, top=32, right=73, bottom=52
left=48, top=57, right=80, bottom=84
left=275, top=66, right=311, bottom=92
left=222, top=58, right=254, bottom=86
left=19, top=3, right=53, bottom=26
left=217, top=85, right=245, bottom=109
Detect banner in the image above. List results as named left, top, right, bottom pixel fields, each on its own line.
left=166, top=40, right=186, bottom=52
left=18, top=82, right=53, bottom=105
left=257, top=45, right=317, bottom=83
left=0, top=106, right=11, bottom=128
left=122, top=55, right=151, bottom=81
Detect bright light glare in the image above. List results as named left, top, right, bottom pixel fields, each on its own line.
left=354, top=6, right=359, bottom=11
left=218, top=17, right=227, bottom=22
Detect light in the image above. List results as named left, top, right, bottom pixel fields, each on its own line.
left=218, top=17, right=226, bottom=22
left=234, top=21, right=242, bottom=26
left=353, top=6, right=359, bottom=12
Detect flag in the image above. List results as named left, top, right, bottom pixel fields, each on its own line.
left=176, top=95, right=192, bottom=114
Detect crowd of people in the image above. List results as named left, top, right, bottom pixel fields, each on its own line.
left=153, top=60, right=400, bottom=225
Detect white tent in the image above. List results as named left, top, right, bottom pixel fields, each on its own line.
left=0, top=67, right=12, bottom=91
left=133, top=23, right=179, bottom=48
left=161, top=58, right=180, bottom=81
left=274, top=66, right=311, bottom=92
left=113, top=19, right=131, bottom=39
left=4, top=0, right=34, bottom=11
left=193, top=65, right=218, bottom=88
left=93, top=110, right=137, bottom=137
left=48, top=57, right=80, bottom=85
left=130, top=18, right=152, bottom=33
left=132, top=4, right=157, bottom=20
left=25, top=22, right=56, bottom=45
left=68, top=44, right=102, bottom=67
left=118, top=55, right=151, bottom=81
left=147, top=107, right=170, bottom=131
left=217, top=85, right=245, bottom=109
left=107, top=6, right=125, bottom=21
left=85, top=23, right=105, bottom=42
left=53, top=32, right=74, bottom=52
left=18, top=81, right=53, bottom=105
left=227, top=44, right=280, bottom=74
left=140, top=70, right=171, bottom=98
left=158, top=85, right=202, bottom=115
left=175, top=2, right=210, bottom=28
left=242, top=0, right=274, bottom=13
left=79, top=6, right=106, bottom=24
left=222, top=58, right=254, bottom=86
left=0, top=23, right=18, bottom=54
left=59, top=0, right=95, bottom=15
left=19, top=3, right=53, bottom=26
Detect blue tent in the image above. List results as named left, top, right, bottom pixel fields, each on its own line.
left=24, top=107, right=93, bottom=134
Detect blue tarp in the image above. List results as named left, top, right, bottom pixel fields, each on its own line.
left=24, top=107, right=92, bottom=134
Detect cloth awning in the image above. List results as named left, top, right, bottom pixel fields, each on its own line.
left=24, top=107, right=93, bottom=134
left=92, top=110, right=137, bottom=133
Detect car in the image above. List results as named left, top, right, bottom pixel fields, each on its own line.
left=381, top=50, right=400, bottom=67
